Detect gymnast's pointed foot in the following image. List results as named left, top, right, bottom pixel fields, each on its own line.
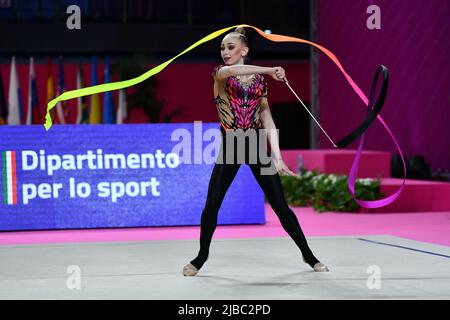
left=183, top=263, right=199, bottom=276
left=303, top=255, right=329, bottom=272
left=312, top=262, right=329, bottom=272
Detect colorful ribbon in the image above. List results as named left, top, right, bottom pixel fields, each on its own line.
left=335, top=65, right=388, bottom=149
left=44, top=23, right=406, bottom=209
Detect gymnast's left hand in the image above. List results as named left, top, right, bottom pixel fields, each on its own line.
left=274, top=159, right=297, bottom=177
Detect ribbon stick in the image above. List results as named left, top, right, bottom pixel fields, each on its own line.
left=283, top=78, right=338, bottom=148
left=43, top=24, right=406, bottom=209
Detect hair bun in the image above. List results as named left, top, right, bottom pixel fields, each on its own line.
left=234, top=27, right=246, bottom=36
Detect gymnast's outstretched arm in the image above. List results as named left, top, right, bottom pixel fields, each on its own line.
left=214, top=64, right=274, bottom=80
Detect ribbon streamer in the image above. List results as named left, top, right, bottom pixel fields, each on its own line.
left=335, top=65, right=388, bottom=149
left=43, top=23, right=406, bottom=209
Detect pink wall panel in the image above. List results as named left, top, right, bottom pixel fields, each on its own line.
left=317, top=0, right=450, bottom=170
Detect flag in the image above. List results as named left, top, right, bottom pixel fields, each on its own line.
left=89, top=56, right=102, bottom=124
left=7, top=56, right=23, bottom=125
left=26, top=57, right=41, bottom=125
left=2, top=151, right=18, bottom=205
left=46, top=57, right=57, bottom=125
left=0, top=65, right=7, bottom=125
left=54, top=55, right=67, bottom=124
left=116, top=89, right=127, bottom=124
left=76, top=62, right=88, bottom=124
left=102, top=56, right=115, bottom=124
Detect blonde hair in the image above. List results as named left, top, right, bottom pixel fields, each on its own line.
left=232, top=27, right=248, bottom=46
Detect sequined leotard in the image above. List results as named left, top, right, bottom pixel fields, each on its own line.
left=212, top=65, right=268, bottom=131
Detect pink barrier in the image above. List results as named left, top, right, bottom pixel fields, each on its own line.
left=360, top=178, right=450, bottom=213
left=280, top=150, right=449, bottom=212
left=281, top=149, right=390, bottom=177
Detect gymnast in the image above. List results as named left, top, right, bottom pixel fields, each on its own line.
left=183, top=27, right=329, bottom=276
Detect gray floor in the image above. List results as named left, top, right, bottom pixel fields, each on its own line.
left=0, top=235, right=449, bottom=299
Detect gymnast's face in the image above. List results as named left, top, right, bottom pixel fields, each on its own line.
left=220, top=35, right=249, bottom=65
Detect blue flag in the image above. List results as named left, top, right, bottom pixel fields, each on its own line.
left=102, top=56, right=115, bottom=124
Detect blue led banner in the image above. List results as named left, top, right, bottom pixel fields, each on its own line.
left=0, top=123, right=265, bottom=231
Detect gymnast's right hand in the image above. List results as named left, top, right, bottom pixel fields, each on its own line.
left=269, top=66, right=286, bottom=81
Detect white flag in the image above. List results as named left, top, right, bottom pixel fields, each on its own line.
left=116, top=89, right=127, bottom=124
left=7, top=56, right=22, bottom=125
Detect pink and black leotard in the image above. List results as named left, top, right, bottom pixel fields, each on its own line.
left=212, top=64, right=268, bottom=131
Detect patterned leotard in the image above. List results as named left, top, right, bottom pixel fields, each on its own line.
left=212, top=65, right=268, bottom=131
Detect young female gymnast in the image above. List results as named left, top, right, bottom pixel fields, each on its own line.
left=183, top=27, right=329, bottom=276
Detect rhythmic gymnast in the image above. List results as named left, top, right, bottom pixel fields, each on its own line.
left=183, top=27, right=329, bottom=276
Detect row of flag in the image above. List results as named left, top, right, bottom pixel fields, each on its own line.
left=0, top=56, right=127, bottom=125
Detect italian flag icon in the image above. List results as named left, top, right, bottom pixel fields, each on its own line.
left=2, top=151, right=18, bottom=205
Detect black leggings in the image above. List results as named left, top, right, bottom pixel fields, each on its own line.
left=190, top=128, right=320, bottom=269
